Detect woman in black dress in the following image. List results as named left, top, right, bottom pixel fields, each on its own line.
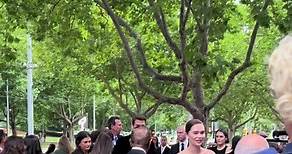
left=208, top=129, right=232, bottom=154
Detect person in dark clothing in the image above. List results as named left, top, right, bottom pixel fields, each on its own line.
left=112, top=115, right=147, bottom=154
left=156, top=136, right=170, bottom=154
left=45, top=143, right=56, bottom=154
left=147, top=136, right=158, bottom=154
left=208, top=129, right=232, bottom=154
left=170, top=125, right=188, bottom=154
left=24, top=135, right=43, bottom=154
left=107, top=116, right=123, bottom=146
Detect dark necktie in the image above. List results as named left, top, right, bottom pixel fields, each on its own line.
left=181, top=143, right=184, bottom=151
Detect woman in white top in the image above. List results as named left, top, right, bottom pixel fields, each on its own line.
left=179, top=119, right=215, bottom=154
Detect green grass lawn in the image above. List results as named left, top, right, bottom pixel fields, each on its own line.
left=40, top=136, right=60, bottom=152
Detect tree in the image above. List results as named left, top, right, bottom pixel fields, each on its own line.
left=32, top=40, right=97, bottom=141
left=3, top=0, right=290, bottom=126
left=94, top=0, right=278, bottom=123
left=0, top=5, right=28, bottom=135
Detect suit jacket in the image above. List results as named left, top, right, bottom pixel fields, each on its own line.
left=156, top=146, right=170, bottom=154
left=128, top=149, right=146, bottom=154
left=170, top=143, right=179, bottom=154
left=112, top=135, right=131, bottom=154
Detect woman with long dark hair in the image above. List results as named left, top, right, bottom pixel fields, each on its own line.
left=24, top=135, right=43, bottom=154
left=72, top=131, right=92, bottom=154
left=208, top=129, right=232, bottom=154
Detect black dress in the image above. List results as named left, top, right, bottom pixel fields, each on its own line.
left=208, top=146, right=227, bottom=154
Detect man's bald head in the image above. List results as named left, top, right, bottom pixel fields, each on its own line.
left=130, top=126, right=151, bottom=150
left=235, top=134, right=269, bottom=154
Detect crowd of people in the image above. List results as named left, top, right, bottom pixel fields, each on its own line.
left=0, top=35, right=291, bottom=154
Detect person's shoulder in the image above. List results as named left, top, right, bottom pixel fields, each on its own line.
left=177, top=150, right=187, bottom=154
left=203, top=148, right=216, bottom=154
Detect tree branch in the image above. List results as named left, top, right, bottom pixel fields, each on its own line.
left=98, top=0, right=182, bottom=105
left=144, top=101, right=163, bottom=118
left=49, top=0, right=62, bottom=16
left=147, top=0, right=181, bottom=58
left=117, top=12, right=182, bottom=83
left=101, top=76, right=135, bottom=117
left=235, top=108, right=257, bottom=129
left=206, top=0, right=271, bottom=111
left=179, top=0, right=191, bottom=102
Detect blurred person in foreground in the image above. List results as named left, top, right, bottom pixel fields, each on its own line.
left=127, top=126, right=151, bottom=154
left=90, top=128, right=113, bottom=154
left=53, top=135, right=73, bottom=154
left=1, top=136, right=26, bottom=154
left=24, top=135, right=43, bottom=154
left=0, top=129, right=7, bottom=153
left=269, top=35, right=292, bottom=153
left=234, top=134, right=277, bottom=154
left=112, top=115, right=147, bottom=154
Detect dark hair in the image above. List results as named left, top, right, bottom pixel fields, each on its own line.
left=91, top=129, right=113, bottom=154
left=231, top=135, right=241, bottom=151
left=90, top=130, right=101, bottom=143
left=0, top=129, right=6, bottom=143
left=2, top=136, right=26, bottom=154
left=215, top=129, right=229, bottom=143
left=45, top=143, right=56, bottom=154
left=75, top=131, right=90, bottom=147
left=131, top=114, right=147, bottom=126
left=185, top=119, right=203, bottom=134
left=24, top=135, right=43, bottom=154
left=107, top=116, right=120, bottom=129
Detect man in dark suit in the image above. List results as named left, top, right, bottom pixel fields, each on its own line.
left=112, top=115, right=147, bottom=154
left=107, top=116, right=123, bottom=146
left=127, top=126, right=151, bottom=154
left=170, top=125, right=188, bottom=154
left=156, top=136, right=170, bottom=154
